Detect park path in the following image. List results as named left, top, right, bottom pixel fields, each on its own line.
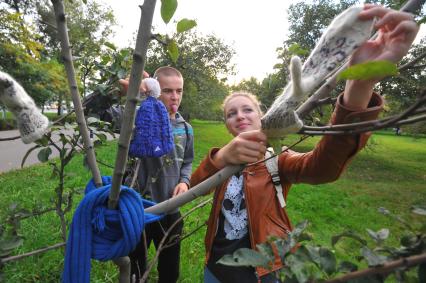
left=0, top=129, right=116, bottom=174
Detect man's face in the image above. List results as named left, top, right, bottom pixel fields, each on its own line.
left=158, top=75, right=184, bottom=116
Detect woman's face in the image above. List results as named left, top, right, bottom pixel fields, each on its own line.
left=224, top=96, right=262, bottom=136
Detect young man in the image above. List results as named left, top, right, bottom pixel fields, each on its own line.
left=127, top=67, right=194, bottom=282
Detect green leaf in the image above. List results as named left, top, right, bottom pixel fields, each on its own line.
left=104, top=42, right=116, bottom=50
left=176, top=18, right=197, bottom=33
left=37, top=147, right=52, bottom=163
left=366, top=228, right=389, bottom=243
left=161, top=0, right=178, bottom=24
left=167, top=40, right=179, bottom=63
left=418, top=16, right=426, bottom=25
left=318, top=247, right=336, bottom=275
left=292, top=220, right=309, bottom=238
left=21, top=144, right=41, bottom=168
left=337, top=61, right=398, bottom=81
left=338, top=261, right=358, bottom=273
left=36, top=135, right=49, bottom=147
left=411, top=205, right=426, bottom=216
left=360, top=246, right=387, bottom=267
left=305, top=246, right=336, bottom=275
left=332, top=230, right=367, bottom=247
left=378, top=207, right=390, bottom=215
left=288, top=43, right=310, bottom=57
left=256, top=242, right=275, bottom=262
left=117, top=69, right=127, bottom=79
left=87, top=117, right=99, bottom=125
left=400, top=234, right=418, bottom=247
left=217, top=248, right=270, bottom=268
left=285, top=252, right=322, bottom=283
left=275, top=238, right=294, bottom=260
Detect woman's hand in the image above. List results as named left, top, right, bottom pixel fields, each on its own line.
left=343, top=4, right=419, bottom=109
left=212, top=130, right=267, bottom=168
left=352, top=4, right=419, bottom=67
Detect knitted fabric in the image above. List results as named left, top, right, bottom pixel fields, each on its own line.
left=129, top=95, right=174, bottom=158
left=261, top=6, right=374, bottom=138
left=0, top=71, right=49, bottom=144
left=62, top=176, right=163, bottom=283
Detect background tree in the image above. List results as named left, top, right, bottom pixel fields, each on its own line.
left=36, top=0, right=116, bottom=97
left=0, top=9, right=68, bottom=109
left=146, top=30, right=236, bottom=120
left=267, top=0, right=426, bottom=131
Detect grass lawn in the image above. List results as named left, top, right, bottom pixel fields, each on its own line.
left=0, top=119, right=425, bottom=282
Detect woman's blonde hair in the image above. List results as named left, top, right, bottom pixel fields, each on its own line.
left=222, top=91, right=263, bottom=118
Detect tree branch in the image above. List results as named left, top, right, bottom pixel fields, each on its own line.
left=145, top=135, right=310, bottom=215
left=399, top=50, right=426, bottom=72
left=326, top=253, right=426, bottom=283
left=300, top=89, right=426, bottom=135
left=296, top=0, right=425, bottom=119
left=1, top=242, right=66, bottom=264
left=108, top=1, right=157, bottom=209
left=51, top=0, right=102, bottom=187
left=141, top=198, right=212, bottom=282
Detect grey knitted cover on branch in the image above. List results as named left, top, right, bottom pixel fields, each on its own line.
left=0, top=71, right=49, bottom=144
left=261, top=6, right=374, bottom=138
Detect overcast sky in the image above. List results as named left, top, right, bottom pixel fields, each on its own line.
left=101, top=0, right=293, bottom=83
left=101, top=0, right=425, bottom=84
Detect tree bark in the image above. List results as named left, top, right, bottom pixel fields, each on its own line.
left=51, top=0, right=102, bottom=187
left=108, top=0, right=157, bottom=209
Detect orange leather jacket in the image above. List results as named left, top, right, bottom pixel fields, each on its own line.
left=190, top=93, right=383, bottom=278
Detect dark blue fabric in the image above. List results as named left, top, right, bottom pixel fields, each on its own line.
left=62, top=176, right=163, bottom=283
left=129, top=96, right=174, bottom=158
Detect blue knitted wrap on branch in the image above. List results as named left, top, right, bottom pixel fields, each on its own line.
left=129, top=96, right=174, bottom=158
left=62, top=176, right=163, bottom=283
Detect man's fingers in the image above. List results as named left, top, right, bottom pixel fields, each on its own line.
left=119, top=79, right=129, bottom=86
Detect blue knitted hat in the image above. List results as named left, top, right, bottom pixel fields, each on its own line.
left=129, top=80, right=174, bottom=158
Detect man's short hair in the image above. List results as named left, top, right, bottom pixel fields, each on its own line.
left=153, top=66, right=183, bottom=81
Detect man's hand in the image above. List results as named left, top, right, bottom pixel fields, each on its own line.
left=118, top=71, right=150, bottom=95
left=172, top=182, right=189, bottom=197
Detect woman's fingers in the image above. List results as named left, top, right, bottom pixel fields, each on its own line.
left=389, top=20, right=419, bottom=42
left=358, top=5, right=390, bottom=20
left=375, top=10, right=415, bottom=29
left=220, top=131, right=268, bottom=165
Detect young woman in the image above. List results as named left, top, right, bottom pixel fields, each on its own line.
left=190, top=5, right=419, bottom=283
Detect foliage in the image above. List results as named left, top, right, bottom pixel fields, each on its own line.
left=36, top=0, right=117, bottom=96
left=219, top=207, right=426, bottom=282
left=271, top=0, right=426, bottom=133
left=337, top=61, right=398, bottom=81
left=0, top=10, right=69, bottom=107
left=160, top=0, right=178, bottom=24
left=379, top=40, right=426, bottom=124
